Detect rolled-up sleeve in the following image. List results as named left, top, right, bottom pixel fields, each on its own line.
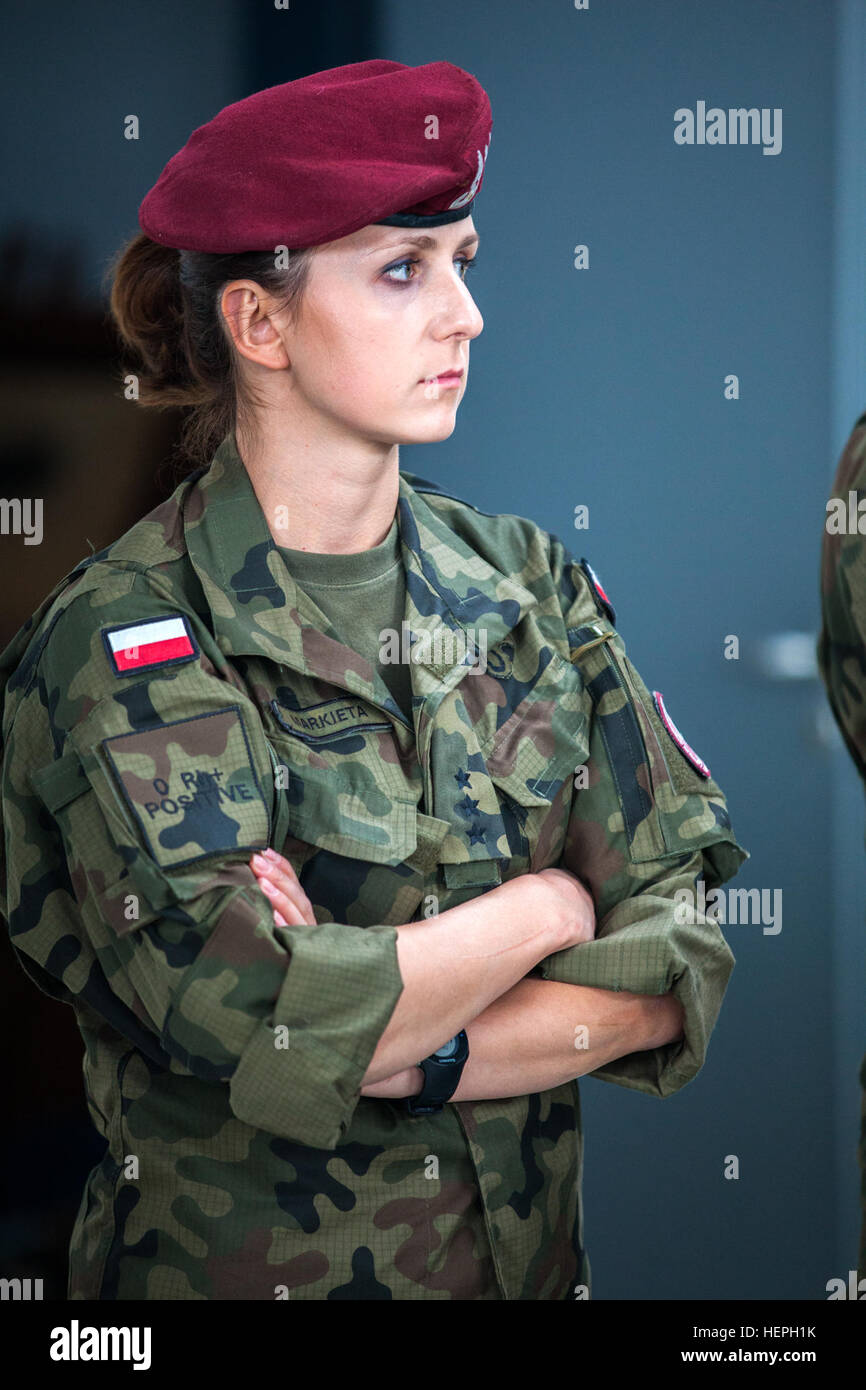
left=227, top=899, right=403, bottom=1145
left=539, top=536, right=749, bottom=1097
left=541, top=847, right=737, bottom=1097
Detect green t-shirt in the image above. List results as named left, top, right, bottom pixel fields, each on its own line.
left=276, top=515, right=413, bottom=720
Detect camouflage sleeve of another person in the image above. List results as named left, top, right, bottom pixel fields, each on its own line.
left=3, top=573, right=404, bottom=1150
left=817, top=416, right=866, bottom=781
left=536, top=536, right=749, bottom=1098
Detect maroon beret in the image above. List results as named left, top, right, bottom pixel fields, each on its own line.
left=138, top=58, right=492, bottom=252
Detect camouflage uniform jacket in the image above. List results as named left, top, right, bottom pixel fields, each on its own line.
left=819, top=410, right=866, bottom=783
left=817, top=407, right=866, bottom=1280
left=0, top=432, right=748, bottom=1300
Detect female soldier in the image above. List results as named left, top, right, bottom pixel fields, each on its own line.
left=0, top=58, right=747, bottom=1300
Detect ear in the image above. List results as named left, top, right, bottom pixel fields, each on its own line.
left=220, top=282, right=290, bottom=370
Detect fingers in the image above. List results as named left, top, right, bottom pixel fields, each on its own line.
left=257, top=871, right=302, bottom=925
left=250, top=849, right=315, bottom=927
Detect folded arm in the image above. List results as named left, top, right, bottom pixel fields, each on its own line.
left=251, top=851, right=685, bottom=1101
left=361, top=975, right=685, bottom=1101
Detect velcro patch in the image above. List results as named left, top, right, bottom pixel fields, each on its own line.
left=102, top=706, right=269, bottom=866
left=579, top=558, right=616, bottom=626
left=272, top=696, right=390, bottom=743
left=102, top=614, right=198, bottom=676
left=652, top=691, right=711, bottom=778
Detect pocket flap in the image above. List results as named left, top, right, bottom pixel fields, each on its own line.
left=282, top=761, right=418, bottom=866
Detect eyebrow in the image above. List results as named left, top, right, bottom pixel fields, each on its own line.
left=367, top=230, right=481, bottom=256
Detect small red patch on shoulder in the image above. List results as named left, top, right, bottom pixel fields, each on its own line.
left=653, top=691, right=711, bottom=778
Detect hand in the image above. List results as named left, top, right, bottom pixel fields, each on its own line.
left=535, top=866, right=597, bottom=948
left=249, top=847, right=317, bottom=927
left=360, top=1067, right=425, bottom=1099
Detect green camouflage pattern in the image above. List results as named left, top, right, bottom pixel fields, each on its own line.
left=817, top=408, right=866, bottom=1283
left=0, top=431, right=747, bottom=1300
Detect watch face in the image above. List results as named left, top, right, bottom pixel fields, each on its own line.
left=434, top=1036, right=460, bottom=1058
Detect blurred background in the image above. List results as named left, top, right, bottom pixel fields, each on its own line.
left=1, top=0, right=863, bottom=1300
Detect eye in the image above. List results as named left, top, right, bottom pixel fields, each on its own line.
left=455, top=254, right=479, bottom=280
left=382, top=258, right=419, bottom=283
left=381, top=253, right=480, bottom=284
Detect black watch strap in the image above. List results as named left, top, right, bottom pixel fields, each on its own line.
left=406, top=1029, right=469, bottom=1116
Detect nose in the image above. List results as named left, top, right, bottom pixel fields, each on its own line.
left=432, top=267, right=484, bottom=343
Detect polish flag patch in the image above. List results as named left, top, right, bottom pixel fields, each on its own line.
left=652, top=691, right=711, bottom=779
left=102, top=615, right=198, bottom=676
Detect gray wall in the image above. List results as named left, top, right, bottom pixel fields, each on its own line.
left=1, top=2, right=243, bottom=304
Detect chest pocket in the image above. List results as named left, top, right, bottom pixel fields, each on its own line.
left=265, top=699, right=420, bottom=869
left=266, top=659, right=590, bottom=890
left=481, top=649, right=590, bottom=874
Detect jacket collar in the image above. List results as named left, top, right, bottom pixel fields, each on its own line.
left=184, top=432, right=538, bottom=719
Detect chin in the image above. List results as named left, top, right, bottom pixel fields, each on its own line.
left=422, top=418, right=458, bottom=442
left=372, top=420, right=456, bottom=447
left=408, top=410, right=460, bottom=444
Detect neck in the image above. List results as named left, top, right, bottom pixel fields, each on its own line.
left=236, top=407, right=400, bottom=554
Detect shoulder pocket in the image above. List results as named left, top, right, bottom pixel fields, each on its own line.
left=29, top=749, right=165, bottom=936
left=93, top=705, right=271, bottom=870
left=31, top=696, right=278, bottom=924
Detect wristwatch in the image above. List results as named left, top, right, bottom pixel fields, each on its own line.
left=405, top=1030, right=469, bottom=1115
